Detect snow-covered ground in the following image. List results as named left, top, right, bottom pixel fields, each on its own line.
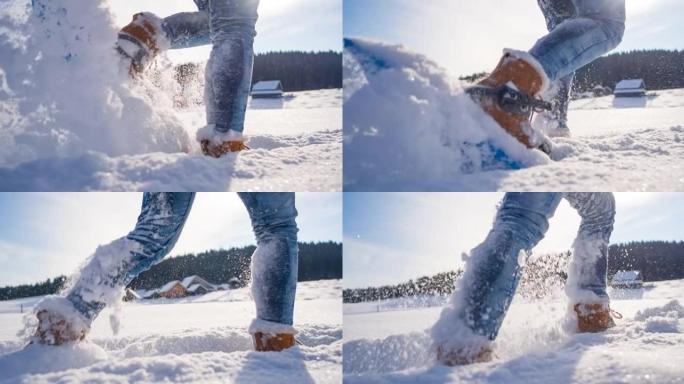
left=343, top=38, right=684, bottom=191
left=343, top=279, right=684, bottom=383
left=0, top=279, right=342, bottom=383
left=0, top=0, right=341, bottom=191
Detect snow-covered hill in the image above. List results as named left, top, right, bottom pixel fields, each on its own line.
left=0, top=280, right=342, bottom=383
left=343, top=38, right=684, bottom=191
left=343, top=279, right=684, bottom=383
left=0, top=1, right=341, bottom=191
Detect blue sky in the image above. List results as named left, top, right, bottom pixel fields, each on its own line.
left=0, top=193, right=341, bottom=286
left=344, top=0, right=684, bottom=77
left=344, top=193, right=684, bottom=289
left=109, top=0, right=342, bottom=63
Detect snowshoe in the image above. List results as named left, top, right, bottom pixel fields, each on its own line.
left=466, top=49, right=553, bottom=155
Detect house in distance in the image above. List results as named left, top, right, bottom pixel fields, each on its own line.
left=614, top=79, right=646, bottom=97
left=251, top=80, right=284, bottom=98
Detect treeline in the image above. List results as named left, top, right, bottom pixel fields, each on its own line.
left=608, top=241, right=684, bottom=281
left=573, top=49, right=684, bottom=93
left=0, top=241, right=342, bottom=301
left=173, top=50, right=342, bottom=94
left=344, top=241, right=684, bottom=304
left=343, top=271, right=462, bottom=304
left=252, top=51, right=342, bottom=92
left=459, top=49, right=684, bottom=92
left=0, top=276, right=67, bottom=301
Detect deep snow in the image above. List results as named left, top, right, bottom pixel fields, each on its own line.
left=343, top=38, right=684, bottom=191
left=0, top=279, right=342, bottom=383
left=343, top=279, right=684, bottom=384
left=0, top=0, right=341, bottom=191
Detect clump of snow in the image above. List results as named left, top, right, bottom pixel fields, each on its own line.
left=343, top=38, right=548, bottom=191
left=633, top=300, right=683, bottom=333
left=0, top=341, right=108, bottom=379
left=0, top=0, right=190, bottom=169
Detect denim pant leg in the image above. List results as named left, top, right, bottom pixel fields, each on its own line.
left=529, top=0, right=625, bottom=82
left=67, top=193, right=195, bottom=321
left=205, top=0, right=259, bottom=134
left=461, top=193, right=563, bottom=340
left=163, top=11, right=211, bottom=50
left=538, top=0, right=575, bottom=125
left=238, top=193, right=298, bottom=326
left=564, top=193, right=615, bottom=301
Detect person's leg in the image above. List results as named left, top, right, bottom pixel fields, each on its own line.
left=238, top=192, right=298, bottom=350
left=564, top=192, right=615, bottom=301
left=529, top=0, right=625, bottom=83
left=564, top=192, right=617, bottom=332
left=197, top=0, right=259, bottom=155
left=535, top=0, right=576, bottom=136
left=66, top=193, right=196, bottom=322
left=432, top=193, right=563, bottom=364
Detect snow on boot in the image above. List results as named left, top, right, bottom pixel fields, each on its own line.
left=574, top=303, right=620, bottom=333
left=252, top=332, right=296, bottom=352
left=467, top=49, right=552, bottom=154
left=435, top=343, right=493, bottom=366
left=200, top=139, right=250, bottom=157
left=116, top=12, right=169, bottom=75
left=196, top=125, right=249, bottom=158
left=32, top=296, right=90, bottom=346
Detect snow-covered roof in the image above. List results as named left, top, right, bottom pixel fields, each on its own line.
left=615, top=79, right=645, bottom=90
left=613, top=270, right=642, bottom=282
left=187, top=284, right=208, bottom=293
left=158, top=280, right=184, bottom=293
left=252, top=80, right=283, bottom=92
left=181, top=275, right=213, bottom=290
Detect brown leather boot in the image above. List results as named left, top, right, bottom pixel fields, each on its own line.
left=34, top=309, right=89, bottom=346
left=200, top=139, right=250, bottom=158
left=252, top=332, right=296, bottom=352
left=436, top=344, right=493, bottom=366
left=574, top=303, right=619, bottom=333
left=117, top=12, right=166, bottom=75
left=469, top=50, right=550, bottom=150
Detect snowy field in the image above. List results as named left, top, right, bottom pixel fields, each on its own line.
left=0, top=280, right=342, bottom=383
left=343, top=38, right=684, bottom=191
left=343, top=279, right=684, bottom=383
left=0, top=0, right=341, bottom=191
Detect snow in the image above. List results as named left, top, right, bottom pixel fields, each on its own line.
left=0, top=0, right=341, bottom=191
left=343, top=279, right=684, bottom=383
left=343, top=38, right=684, bottom=191
left=0, top=279, right=342, bottom=383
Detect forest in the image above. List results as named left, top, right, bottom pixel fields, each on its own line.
left=0, top=241, right=342, bottom=301
left=173, top=50, right=342, bottom=94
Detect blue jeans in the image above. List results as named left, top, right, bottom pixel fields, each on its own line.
left=437, top=192, right=615, bottom=341
left=67, top=192, right=298, bottom=327
left=162, top=0, right=260, bottom=134
left=531, top=0, right=624, bottom=84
